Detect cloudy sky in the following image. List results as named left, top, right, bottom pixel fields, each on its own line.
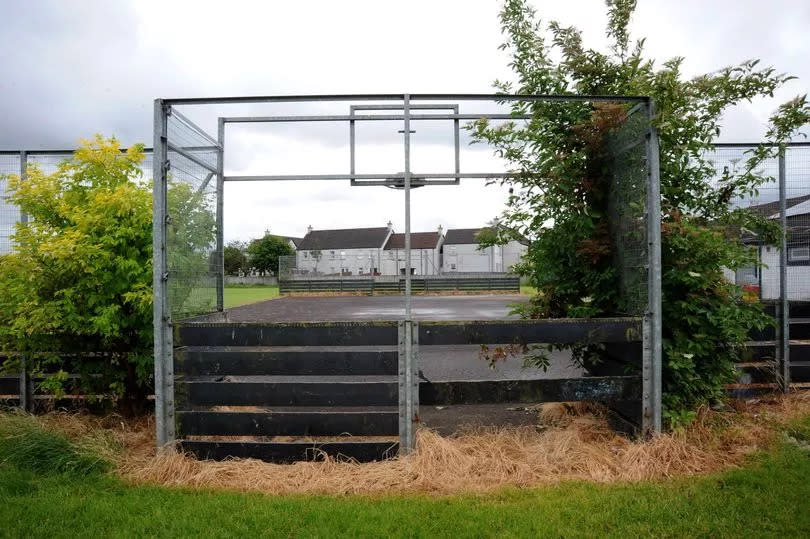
left=1, top=0, right=808, bottom=242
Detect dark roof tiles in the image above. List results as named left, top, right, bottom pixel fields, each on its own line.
left=384, top=232, right=441, bottom=250
left=297, top=227, right=390, bottom=250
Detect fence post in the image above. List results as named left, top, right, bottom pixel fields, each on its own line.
left=778, top=150, right=790, bottom=391
left=153, top=99, right=175, bottom=448
left=18, top=151, right=31, bottom=412
left=398, top=320, right=418, bottom=454
left=215, top=118, right=225, bottom=312
left=645, top=100, right=663, bottom=434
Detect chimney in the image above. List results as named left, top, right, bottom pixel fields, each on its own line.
left=437, top=224, right=443, bottom=235
left=306, top=225, right=313, bottom=235
left=387, top=220, right=393, bottom=232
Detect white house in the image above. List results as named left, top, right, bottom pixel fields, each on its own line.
left=381, top=228, right=444, bottom=275
left=294, top=223, right=393, bottom=276
left=441, top=227, right=528, bottom=273
left=734, top=194, right=810, bottom=301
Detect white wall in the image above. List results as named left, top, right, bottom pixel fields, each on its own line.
left=442, top=240, right=526, bottom=273
left=295, top=247, right=383, bottom=276
left=381, top=248, right=441, bottom=275
left=760, top=245, right=810, bottom=301
left=502, top=240, right=528, bottom=271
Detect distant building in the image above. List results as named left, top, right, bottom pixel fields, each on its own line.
left=281, top=236, right=303, bottom=250
left=382, top=228, right=444, bottom=275
left=295, top=223, right=394, bottom=276
left=733, top=194, right=810, bottom=300
left=441, top=227, right=528, bottom=273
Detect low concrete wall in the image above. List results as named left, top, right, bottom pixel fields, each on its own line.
left=225, top=275, right=278, bottom=286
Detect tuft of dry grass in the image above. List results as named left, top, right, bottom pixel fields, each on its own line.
left=114, top=392, right=810, bottom=496
left=21, top=392, right=810, bottom=496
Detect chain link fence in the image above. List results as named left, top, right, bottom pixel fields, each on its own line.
left=0, top=153, right=22, bottom=255
left=704, top=143, right=810, bottom=302
left=607, top=104, right=651, bottom=316
left=164, top=111, right=220, bottom=318
left=0, top=150, right=153, bottom=256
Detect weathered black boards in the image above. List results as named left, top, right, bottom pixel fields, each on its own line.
left=418, top=318, right=642, bottom=346
left=172, top=317, right=645, bottom=463
left=174, top=320, right=401, bottom=463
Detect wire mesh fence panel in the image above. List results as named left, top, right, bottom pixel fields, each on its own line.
left=785, top=146, right=810, bottom=301
left=165, top=113, right=220, bottom=319
left=704, top=145, right=781, bottom=301
left=606, top=105, right=650, bottom=316
left=0, top=153, right=22, bottom=255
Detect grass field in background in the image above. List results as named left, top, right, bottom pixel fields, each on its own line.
left=223, top=286, right=280, bottom=308
left=223, top=285, right=534, bottom=309
left=1, top=414, right=809, bottom=537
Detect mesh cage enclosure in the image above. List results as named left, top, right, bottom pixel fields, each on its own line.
left=0, top=153, right=22, bottom=254
left=703, top=145, right=782, bottom=301
left=606, top=104, right=650, bottom=316
left=785, top=145, right=810, bottom=301
left=165, top=111, right=220, bottom=318
left=278, top=254, right=299, bottom=280
left=0, top=150, right=153, bottom=256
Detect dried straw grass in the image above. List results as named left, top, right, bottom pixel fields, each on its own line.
left=28, top=392, right=810, bottom=496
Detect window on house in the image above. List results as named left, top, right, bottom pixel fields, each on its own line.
left=303, top=252, right=309, bottom=258
left=789, top=245, right=810, bottom=264
left=449, top=246, right=457, bottom=256
left=340, top=251, right=346, bottom=260
left=330, top=250, right=336, bottom=259
left=450, top=263, right=456, bottom=270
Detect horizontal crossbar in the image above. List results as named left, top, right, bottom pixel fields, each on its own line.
left=224, top=172, right=526, bottom=182
left=179, top=440, right=398, bottom=463
left=419, top=318, right=642, bottom=345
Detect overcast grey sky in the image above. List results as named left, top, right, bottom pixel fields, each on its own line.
left=1, top=0, right=808, bottom=242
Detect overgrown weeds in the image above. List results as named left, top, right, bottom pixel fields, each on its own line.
left=3, top=392, right=809, bottom=496
left=0, top=412, right=111, bottom=476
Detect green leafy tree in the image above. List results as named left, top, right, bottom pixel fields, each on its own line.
left=247, top=233, right=294, bottom=276
left=224, top=241, right=249, bottom=276
left=473, top=0, right=810, bottom=425
left=0, top=136, right=152, bottom=406
left=0, top=135, right=218, bottom=407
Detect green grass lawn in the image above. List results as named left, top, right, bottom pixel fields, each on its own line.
left=1, top=416, right=809, bottom=537
left=520, top=284, right=537, bottom=296
left=223, top=285, right=280, bottom=309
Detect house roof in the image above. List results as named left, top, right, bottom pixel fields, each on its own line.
left=282, top=236, right=303, bottom=248
left=384, top=232, right=442, bottom=250
left=443, top=228, right=483, bottom=245
left=746, top=194, right=810, bottom=219
left=444, top=227, right=530, bottom=246
left=297, top=227, right=390, bottom=250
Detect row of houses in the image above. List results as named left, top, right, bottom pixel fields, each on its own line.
left=288, top=222, right=529, bottom=277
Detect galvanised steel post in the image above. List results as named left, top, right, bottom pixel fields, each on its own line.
left=18, top=151, right=29, bottom=412
left=216, top=118, right=225, bottom=312
left=401, top=93, right=415, bottom=453
left=778, top=150, right=790, bottom=391
left=646, top=100, right=663, bottom=434
left=153, top=99, right=174, bottom=447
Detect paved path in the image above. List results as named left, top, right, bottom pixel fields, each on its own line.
left=223, top=294, right=528, bottom=322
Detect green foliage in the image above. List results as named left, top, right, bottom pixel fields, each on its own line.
left=0, top=413, right=109, bottom=476
left=247, top=233, right=294, bottom=276
left=0, top=136, right=153, bottom=403
left=474, top=0, right=810, bottom=423
left=0, top=136, right=218, bottom=399
left=165, top=180, right=218, bottom=317
left=224, top=241, right=249, bottom=276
